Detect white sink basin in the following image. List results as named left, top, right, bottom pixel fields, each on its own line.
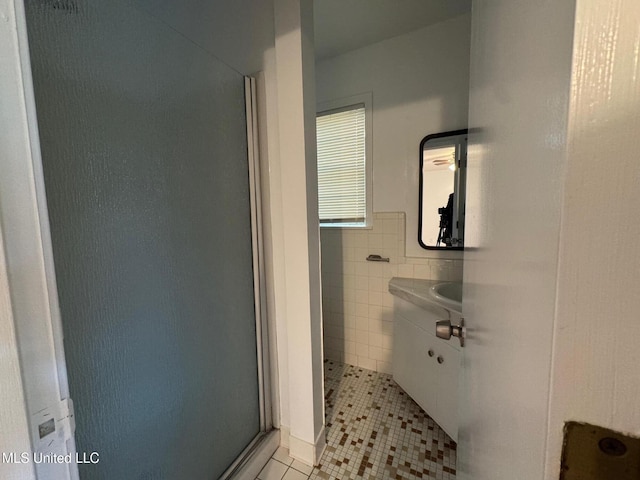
left=429, top=282, right=462, bottom=313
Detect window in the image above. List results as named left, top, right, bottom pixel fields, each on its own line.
left=316, top=95, right=372, bottom=227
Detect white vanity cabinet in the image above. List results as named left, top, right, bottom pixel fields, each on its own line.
left=389, top=279, right=462, bottom=442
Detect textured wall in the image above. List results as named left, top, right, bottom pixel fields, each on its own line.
left=133, top=0, right=274, bottom=75
left=25, top=1, right=259, bottom=478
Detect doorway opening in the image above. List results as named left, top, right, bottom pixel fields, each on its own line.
left=313, top=1, right=471, bottom=478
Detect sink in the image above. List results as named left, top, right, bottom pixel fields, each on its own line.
left=429, top=282, right=462, bottom=313
left=388, top=278, right=463, bottom=314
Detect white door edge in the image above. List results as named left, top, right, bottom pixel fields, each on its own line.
left=0, top=1, right=77, bottom=478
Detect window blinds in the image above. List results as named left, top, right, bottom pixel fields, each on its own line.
left=316, top=104, right=366, bottom=225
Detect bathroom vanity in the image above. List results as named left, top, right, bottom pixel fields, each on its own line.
left=389, top=277, right=463, bottom=441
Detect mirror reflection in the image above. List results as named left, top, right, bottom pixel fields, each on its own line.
left=419, top=129, right=468, bottom=249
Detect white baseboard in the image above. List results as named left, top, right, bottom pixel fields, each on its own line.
left=288, top=426, right=326, bottom=466
left=230, top=430, right=280, bottom=480
left=280, top=425, right=290, bottom=449
left=314, top=427, right=327, bottom=465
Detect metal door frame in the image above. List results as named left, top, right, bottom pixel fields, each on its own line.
left=218, top=77, right=276, bottom=480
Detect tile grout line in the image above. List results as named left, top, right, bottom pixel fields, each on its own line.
left=260, top=360, right=456, bottom=479
left=256, top=456, right=312, bottom=480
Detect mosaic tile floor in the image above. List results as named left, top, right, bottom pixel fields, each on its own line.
left=256, top=360, right=456, bottom=480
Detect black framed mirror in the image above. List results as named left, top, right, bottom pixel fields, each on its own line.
left=418, top=129, right=468, bottom=250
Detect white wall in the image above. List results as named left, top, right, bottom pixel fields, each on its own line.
left=316, top=14, right=471, bottom=258
left=546, top=0, right=640, bottom=475
left=271, top=0, right=326, bottom=465
left=0, top=1, right=67, bottom=478
left=421, top=168, right=455, bottom=246
left=0, top=231, right=34, bottom=480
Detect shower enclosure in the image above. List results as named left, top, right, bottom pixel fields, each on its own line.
left=22, top=0, right=269, bottom=478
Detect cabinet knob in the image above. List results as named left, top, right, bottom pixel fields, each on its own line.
left=437, top=355, right=444, bottom=364
left=428, top=349, right=434, bottom=357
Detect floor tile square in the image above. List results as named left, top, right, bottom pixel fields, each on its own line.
left=308, top=360, right=457, bottom=480
left=282, top=468, right=310, bottom=480
left=272, top=446, right=295, bottom=466
left=290, top=459, right=313, bottom=475
left=258, top=458, right=289, bottom=480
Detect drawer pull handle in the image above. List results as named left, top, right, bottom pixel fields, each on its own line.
left=437, top=356, right=444, bottom=364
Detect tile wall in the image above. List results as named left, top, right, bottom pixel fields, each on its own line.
left=320, top=212, right=463, bottom=373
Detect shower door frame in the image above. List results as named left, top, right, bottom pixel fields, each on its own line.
left=217, top=77, right=276, bottom=479
left=1, top=2, right=274, bottom=476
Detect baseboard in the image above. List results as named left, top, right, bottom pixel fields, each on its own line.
left=314, top=427, right=327, bottom=465
left=288, top=426, right=326, bottom=466
left=280, top=425, right=290, bottom=449
left=228, top=430, right=280, bottom=480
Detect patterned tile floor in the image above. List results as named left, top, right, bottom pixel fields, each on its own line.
left=256, top=360, right=456, bottom=480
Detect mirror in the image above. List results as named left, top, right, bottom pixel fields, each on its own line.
left=419, top=129, right=468, bottom=250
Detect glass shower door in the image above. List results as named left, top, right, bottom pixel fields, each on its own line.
left=24, top=1, right=262, bottom=478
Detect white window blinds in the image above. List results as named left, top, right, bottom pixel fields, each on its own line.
left=316, top=104, right=366, bottom=225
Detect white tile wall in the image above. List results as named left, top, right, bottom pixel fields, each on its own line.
left=320, top=212, right=463, bottom=373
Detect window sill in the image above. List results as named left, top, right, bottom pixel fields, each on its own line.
left=320, top=223, right=372, bottom=229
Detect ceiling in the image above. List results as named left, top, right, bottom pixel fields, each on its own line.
left=314, top=0, right=472, bottom=61
left=133, top=0, right=275, bottom=74
left=133, top=1, right=471, bottom=71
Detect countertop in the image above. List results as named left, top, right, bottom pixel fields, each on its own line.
left=388, top=277, right=462, bottom=314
